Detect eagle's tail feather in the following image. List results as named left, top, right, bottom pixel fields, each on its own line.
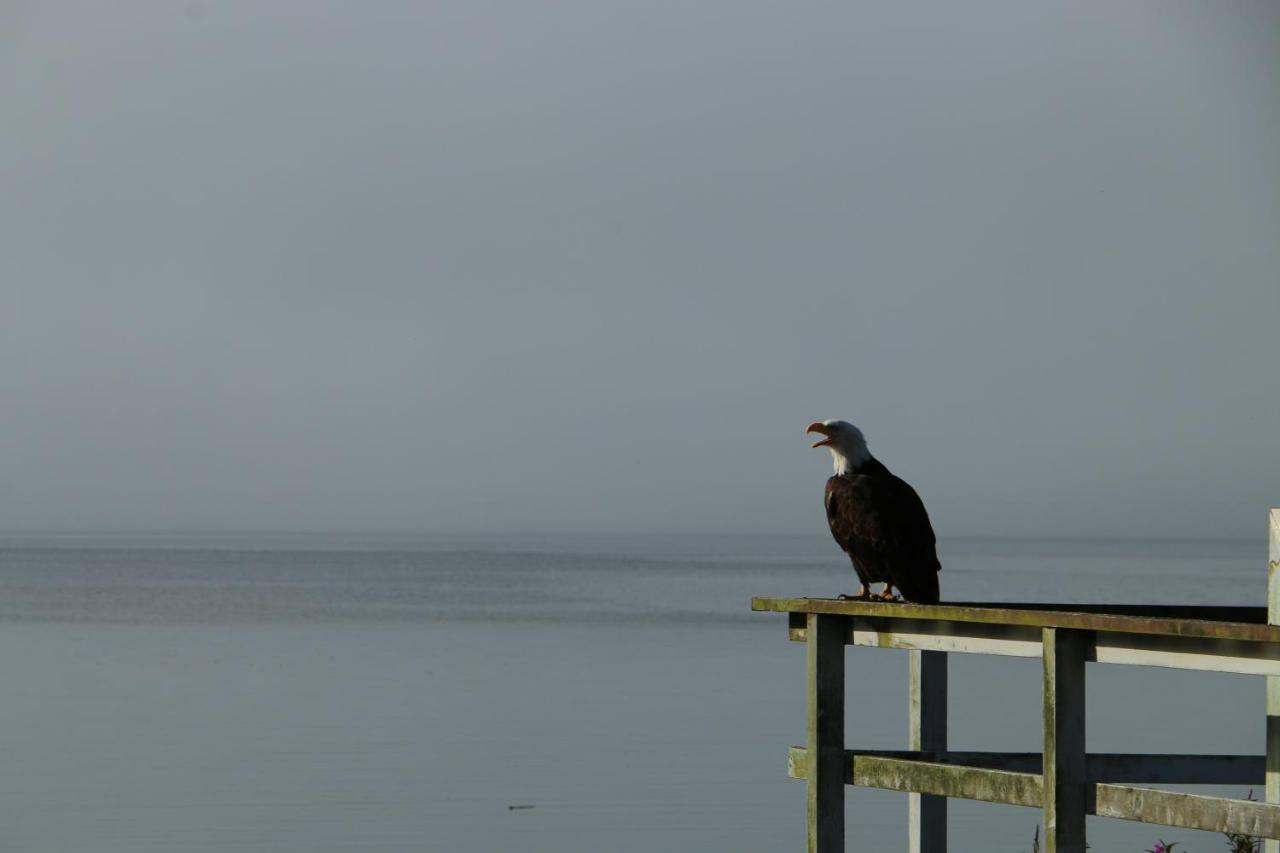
left=897, top=566, right=940, bottom=604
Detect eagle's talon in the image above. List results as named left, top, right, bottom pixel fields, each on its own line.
left=839, top=585, right=873, bottom=601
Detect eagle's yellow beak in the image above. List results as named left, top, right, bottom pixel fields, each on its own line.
left=805, top=422, right=833, bottom=449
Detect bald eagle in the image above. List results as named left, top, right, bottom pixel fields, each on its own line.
left=806, top=420, right=941, bottom=604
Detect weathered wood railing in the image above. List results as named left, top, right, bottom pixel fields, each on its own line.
left=753, top=509, right=1280, bottom=853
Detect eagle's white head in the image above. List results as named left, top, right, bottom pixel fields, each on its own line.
left=805, top=419, right=870, bottom=476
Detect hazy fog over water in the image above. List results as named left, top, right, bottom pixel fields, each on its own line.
left=2, top=2, right=1277, bottom=538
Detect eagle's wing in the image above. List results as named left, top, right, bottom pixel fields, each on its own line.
left=839, top=471, right=940, bottom=601
left=843, top=471, right=930, bottom=541
left=824, top=477, right=881, bottom=585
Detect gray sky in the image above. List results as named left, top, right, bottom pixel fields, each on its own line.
left=2, top=1, right=1277, bottom=539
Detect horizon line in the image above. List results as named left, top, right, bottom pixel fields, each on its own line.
left=0, top=528, right=1262, bottom=545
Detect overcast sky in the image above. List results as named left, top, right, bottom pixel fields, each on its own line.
left=1, top=1, right=1277, bottom=539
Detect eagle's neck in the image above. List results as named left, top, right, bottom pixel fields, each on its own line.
left=829, top=443, right=871, bottom=476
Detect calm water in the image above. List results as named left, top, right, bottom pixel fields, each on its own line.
left=0, top=533, right=1265, bottom=852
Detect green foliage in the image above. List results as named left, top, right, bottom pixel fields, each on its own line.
left=1221, top=832, right=1260, bottom=853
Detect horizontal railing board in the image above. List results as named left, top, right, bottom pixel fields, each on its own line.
left=757, top=597, right=1280, bottom=644
left=1092, top=630, right=1280, bottom=677
left=788, top=748, right=1263, bottom=786
left=785, top=613, right=1280, bottom=675
left=1096, top=784, right=1280, bottom=839
left=851, top=616, right=1043, bottom=657
left=787, top=748, right=1044, bottom=808
left=950, top=603, right=1263, bottom=621
left=856, top=756, right=1046, bottom=809
left=788, top=749, right=1276, bottom=836
left=788, top=748, right=1042, bottom=777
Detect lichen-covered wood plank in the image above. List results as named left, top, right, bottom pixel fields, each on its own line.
left=1097, top=784, right=1280, bottom=839
left=854, top=617, right=1043, bottom=658
left=784, top=749, right=1043, bottom=807
left=1094, top=630, right=1280, bottom=676
left=1043, top=628, right=1087, bottom=853
left=759, top=598, right=1266, bottom=622
left=909, top=650, right=948, bottom=853
left=786, top=615, right=1280, bottom=675
left=850, top=755, right=1043, bottom=808
left=787, top=747, right=1280, bottom=837
left=806, top=613, right=845, bottom=853
left=783, top=607, right=1044, bottom=653
left=753, top=597, right=1280, bottom=643
left=786, top=748, right=1262, bottom=786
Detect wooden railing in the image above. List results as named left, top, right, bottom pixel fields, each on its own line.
left=752, top=508, right=1280, bottom=853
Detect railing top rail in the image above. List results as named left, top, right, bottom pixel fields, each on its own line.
left=751, top=597, right=1279, bottom=643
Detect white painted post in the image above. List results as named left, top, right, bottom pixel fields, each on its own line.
left=1267, top=510, right=1280, bottom=853
left=807, top=613, right=845, bottom=853
left=909, top=650, right=948, bottom=853
left=1043, top=627, right=1088, bottom=853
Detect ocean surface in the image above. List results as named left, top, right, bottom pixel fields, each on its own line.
left=0, top=533, right=1266, bottom=852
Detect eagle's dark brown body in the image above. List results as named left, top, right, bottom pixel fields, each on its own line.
left=823, top=457, right=941, bottom=603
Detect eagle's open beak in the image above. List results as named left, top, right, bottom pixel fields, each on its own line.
left=806, top=422, right=833, bottom=449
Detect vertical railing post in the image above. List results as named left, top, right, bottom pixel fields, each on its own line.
left=1267, top=509, right=1280, bottom=853
left=807, top=613, right=846, bottom=853
left=909, top=649, right=948, bottom=853
left=1043, top=627, right=1087, bottom=853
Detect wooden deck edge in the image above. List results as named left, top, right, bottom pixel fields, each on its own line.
left=755, top=597, right=1280, bottom=644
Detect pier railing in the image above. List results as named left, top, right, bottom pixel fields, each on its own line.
left=752, top=509, right=1280, bottom=853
